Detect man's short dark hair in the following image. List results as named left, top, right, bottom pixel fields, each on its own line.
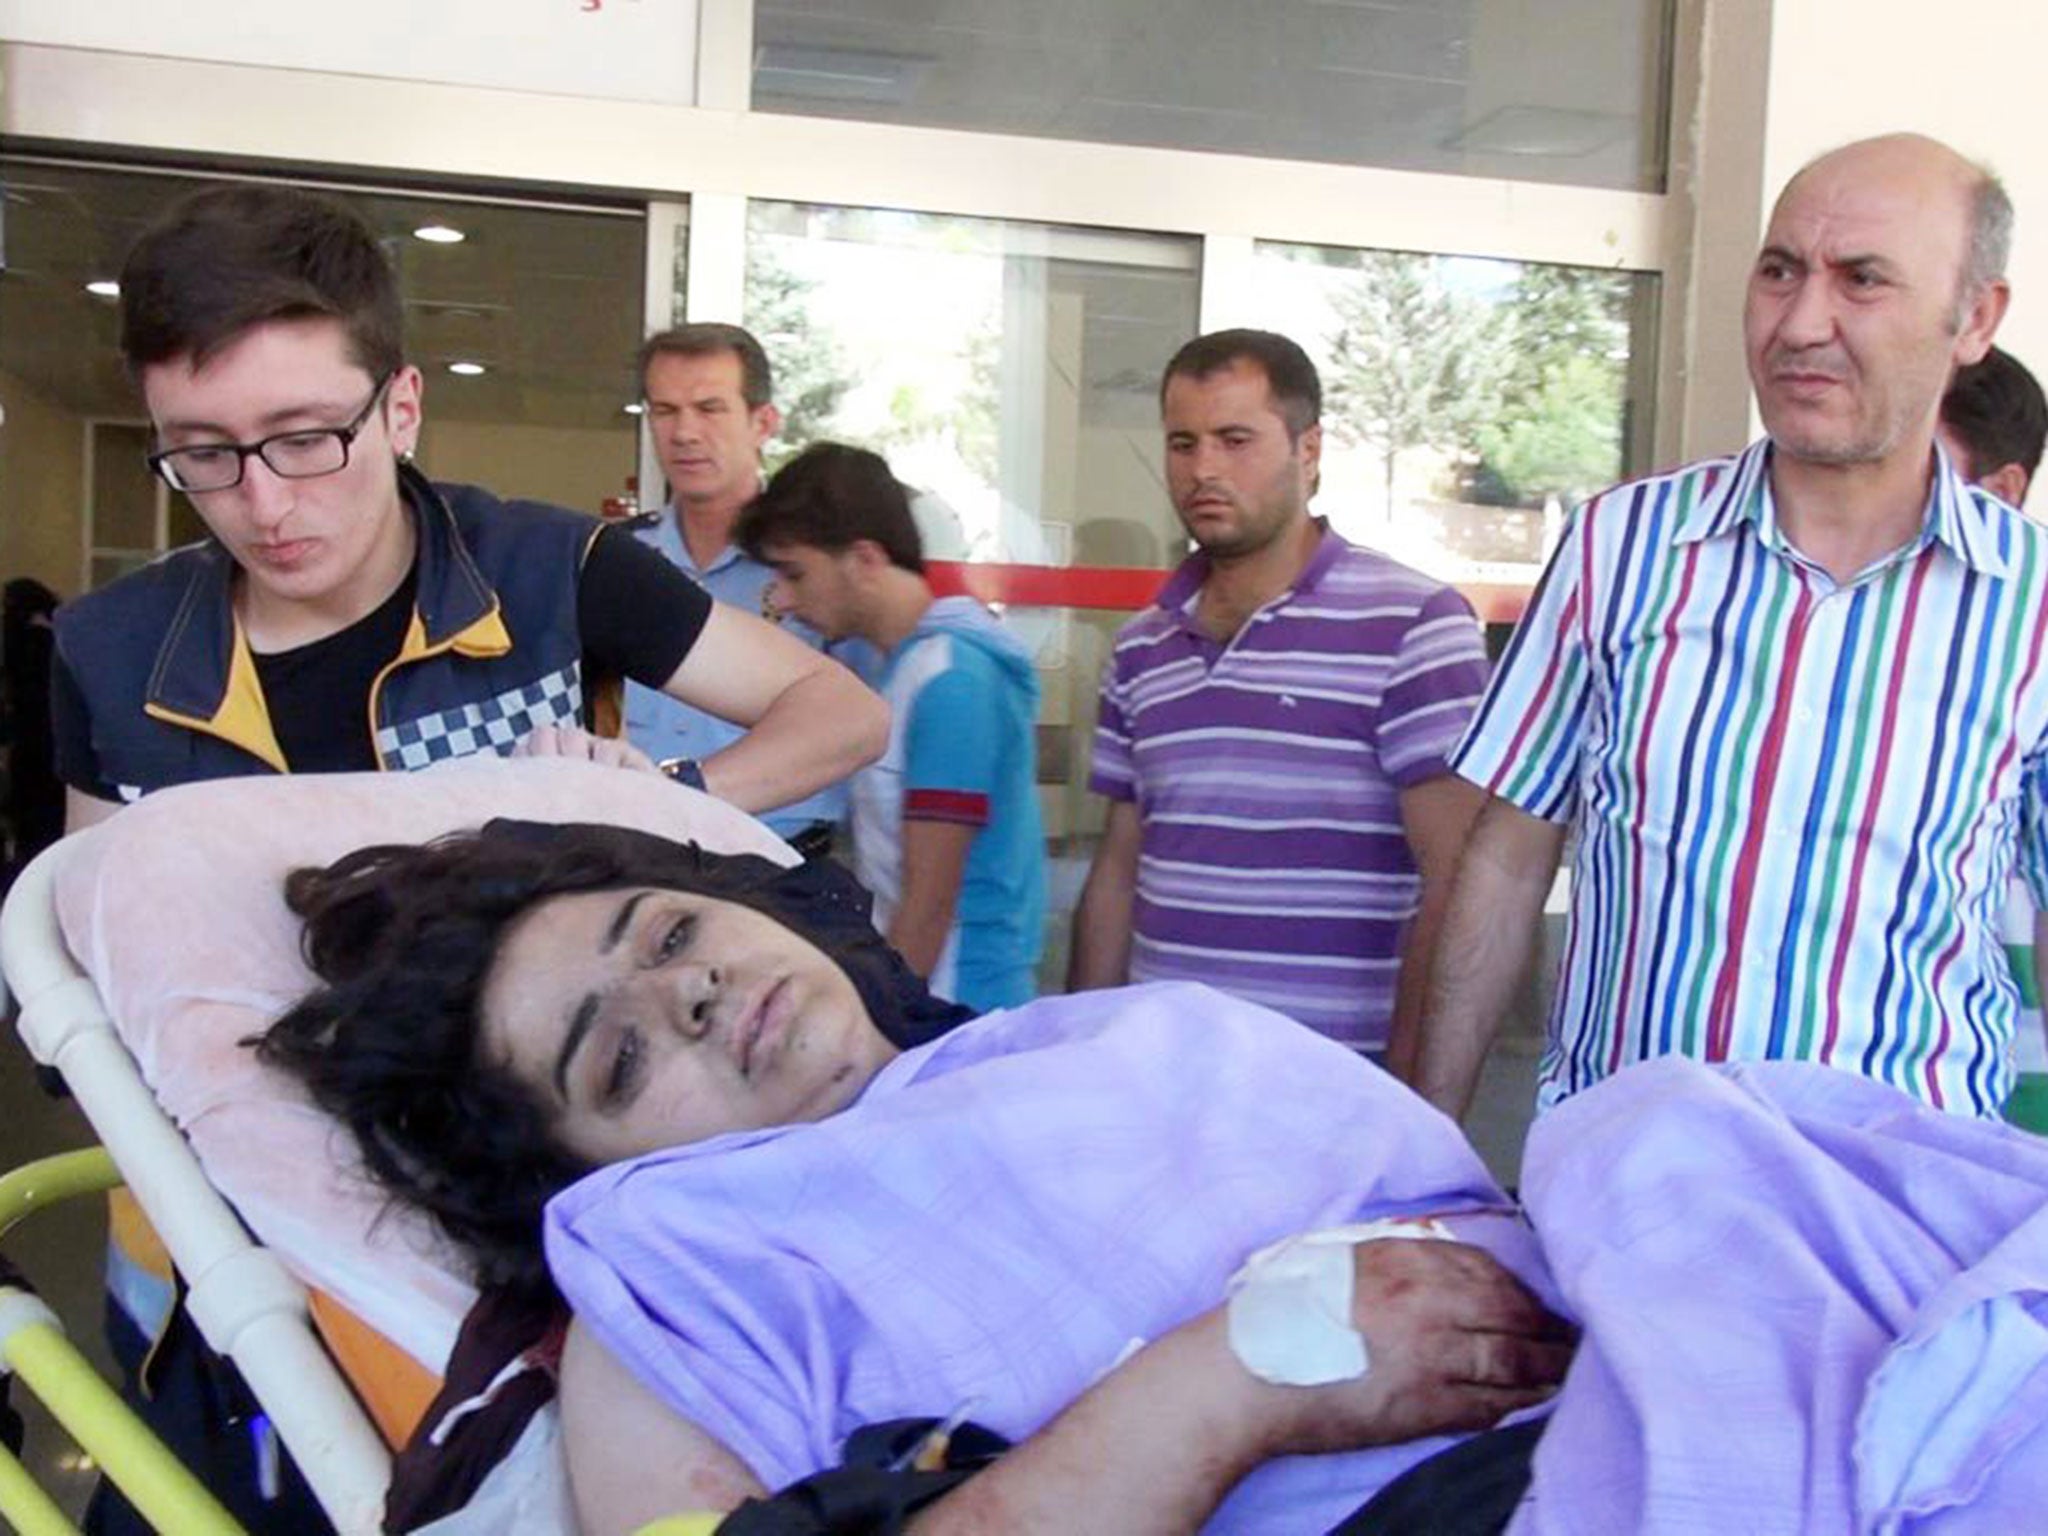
left=736, top=442, right=924, bottom=575
left=1942, top=347, right=2046, bottom=484
left=119, top=184, right=404, bottom=380
left=1159, top=329, right=1321, bottom=439
left=638, top=323, right=775, bottom=410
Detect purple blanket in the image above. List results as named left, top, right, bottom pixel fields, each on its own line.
left=547, top=983, right=1545, bottom=1533
left=1515, top=1058, right=2048, bottom=1533
left=547, top=984, right=2048, bottom=1531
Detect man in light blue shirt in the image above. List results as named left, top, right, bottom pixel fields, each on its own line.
left=627, top=324, right=848, bottom=847
left=740, top=443, right=1046, bottom=1010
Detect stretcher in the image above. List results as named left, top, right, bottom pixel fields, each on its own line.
left=0, top=759, right=794, bottom=1534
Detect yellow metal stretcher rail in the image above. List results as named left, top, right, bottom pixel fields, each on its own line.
left=0, top=1148, right=247, bottom=1536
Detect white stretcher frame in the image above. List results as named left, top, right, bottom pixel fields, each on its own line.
left=0, top=835, right=393, bottom=1535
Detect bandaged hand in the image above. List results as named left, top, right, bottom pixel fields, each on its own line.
left=511, top=724, right=659, bottom=774
left=1258, top=1238, right=1575, bottom=1455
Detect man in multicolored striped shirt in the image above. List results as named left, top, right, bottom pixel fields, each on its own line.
left=1417, top=133, right=2042, bottom=1121
left=1070, top=329, right=1491, bottom=1057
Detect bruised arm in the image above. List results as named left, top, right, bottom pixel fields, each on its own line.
left=560, top=1240, right=1569, bottom=1536
left=559, top=1321, right=764, bottom=1536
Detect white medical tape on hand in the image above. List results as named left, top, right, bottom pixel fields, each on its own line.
left=1225, top=1217, right=1458, bottom=1386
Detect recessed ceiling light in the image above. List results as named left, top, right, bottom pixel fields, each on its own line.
left=623, top=403, right=645, bottom=415
left=413, top=224, right=467, bottom=244
left=447, top=361, right=487, bottom=377
left=85, top=279, right=121, bottom=298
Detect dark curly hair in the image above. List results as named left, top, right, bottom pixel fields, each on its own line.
left=254, top=820, right=971, bottom=1301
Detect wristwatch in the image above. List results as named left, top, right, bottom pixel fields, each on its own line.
left=658, top=756, right=707, bottom=792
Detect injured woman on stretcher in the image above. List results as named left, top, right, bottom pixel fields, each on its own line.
left=258, top=818, right=2048, bottom=1535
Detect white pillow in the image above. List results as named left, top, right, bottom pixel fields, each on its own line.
left=54, top=757, right=795, bottom=1371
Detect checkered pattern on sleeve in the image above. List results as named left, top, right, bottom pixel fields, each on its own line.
left=376, top=660, right=583, bottom=771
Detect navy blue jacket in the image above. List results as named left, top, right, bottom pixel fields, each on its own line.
left=56, top=466, right=598, bottom=799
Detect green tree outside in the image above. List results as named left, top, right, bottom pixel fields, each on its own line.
left=1478, top=352, right=1624, bottom=507
left=1322, top=251, right=1511, bottom=517
left=744, top=239, right=854, bottom=462
left=1317, top=253, right=1634, bottom=516
left=1483, top=266, right=1632, bottom=505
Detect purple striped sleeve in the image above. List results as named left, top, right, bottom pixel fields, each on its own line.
left=1087, top=654, right=1138, bottom=801
left=1378, top=585, right=1490, bottom=787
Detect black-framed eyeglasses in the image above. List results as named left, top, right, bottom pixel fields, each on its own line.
left=146, top=373, right=395, bottom=493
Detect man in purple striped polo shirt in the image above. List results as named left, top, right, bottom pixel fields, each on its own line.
left=1069, top=329, right=1491, bottom=1059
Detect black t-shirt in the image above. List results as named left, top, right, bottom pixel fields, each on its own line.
left=251, top=567, right=417, bottom=774
left=54, top=521, right=711, bottom=795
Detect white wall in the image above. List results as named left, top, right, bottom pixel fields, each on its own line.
left=1759, top=0, right=2048, bottom=383
left=0, top=0, right=697, bottom=105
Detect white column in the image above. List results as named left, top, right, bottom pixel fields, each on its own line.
left=683, top=190, right=749, bottom=323
left=637, top=199, right=692, bottom=506
left=694, top=0, right=752, bottom=112
left=1196, top=234, right=1259, bottom=336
